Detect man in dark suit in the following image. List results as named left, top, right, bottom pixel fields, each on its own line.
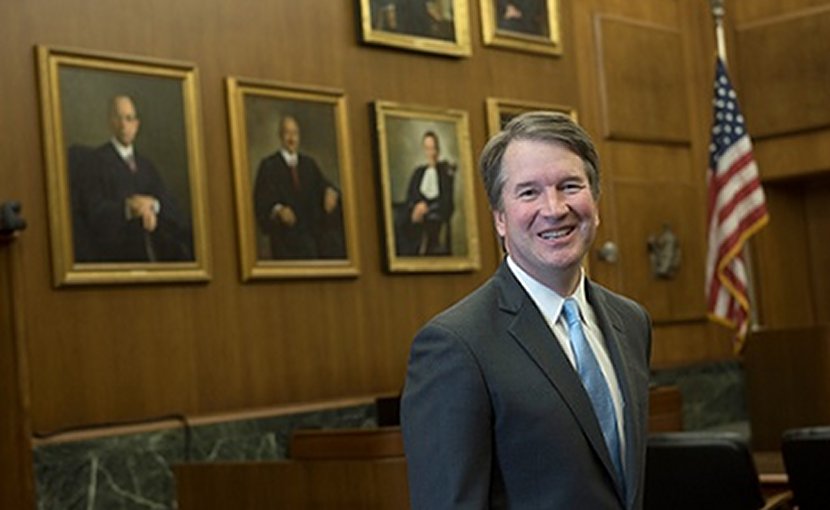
left=400, top=131, right=455, bottom=256
left=401, top=112, right=652, bottom=509
left=253, top=115, right=344, bottom=260
left=74, top=95, right=192, bottom=262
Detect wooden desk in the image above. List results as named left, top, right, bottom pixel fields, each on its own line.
left=175, top=459, right=409, bottom=510
left=648, top=385, right=683, bottom=432
left=176, top=428, right=409, bottom=510
left=744, top=325, right=830, bottom=450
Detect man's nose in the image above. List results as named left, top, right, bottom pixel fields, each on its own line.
left=541, top=188, right=568, bottom=217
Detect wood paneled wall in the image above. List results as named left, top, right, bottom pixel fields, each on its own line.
left=3, top=0, right=580, bottom=434
left=730, top=0, right=830, bottom=329
left=0, top=239, right=36, bottom=509
left=571, top=0, right=735, bottom=366
left=4, top=0, right=825, bottom=440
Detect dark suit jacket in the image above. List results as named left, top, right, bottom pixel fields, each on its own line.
left=74, top=143, right=192, bottom=262
left=401, top=261, right=652, bottom=509
left=253, top=151, right=345, bottom=260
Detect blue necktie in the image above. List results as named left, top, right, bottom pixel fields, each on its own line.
left=562, top=298, right=625, bottom=492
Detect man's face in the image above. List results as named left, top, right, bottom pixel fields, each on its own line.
left=422, top=135, right=439, bottom=166
left=109, top=96, right=140, bottom=147
left=280, top=118, right=301, bottom=153
left=493, top=139, right=599, bottom=292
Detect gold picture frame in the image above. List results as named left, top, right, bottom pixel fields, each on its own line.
left=37, top=45, right=211, bottom=286
left=373, top=100, right=480, bottom=272
left=479, top=0, right=562, bottom=56
left=226, top=77, right=360, bottom=280
left=485, top=97, right=576, bottom=137
left=359, top=0, right=472, bottom=57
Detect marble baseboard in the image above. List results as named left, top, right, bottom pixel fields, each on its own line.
left=651, top=360, right=747, bottom=431
left=34, top=404, right=377, bottom=509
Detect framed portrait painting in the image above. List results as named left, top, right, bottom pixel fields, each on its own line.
left=373, top=101, right=480, bottom=273
left=359, top=0, right=472, bottom=57
left=479, top=0, right=562, bottom=55
left=226, top=77, right=360, bottom=280
left=485, top=97, right=576, bottom=137
left=37, top=46, right=211, bottom=286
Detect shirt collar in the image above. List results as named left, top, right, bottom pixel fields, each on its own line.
left=110, top=138, right=134, bottom=160
left=506, top=256, right=589, bottom=325
left=280, top=149, right=298, bottom=167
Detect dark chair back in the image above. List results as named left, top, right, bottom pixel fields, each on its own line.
left=645, top=432, right=766, bottom=510
left=782, top=426, right=830, bottom=510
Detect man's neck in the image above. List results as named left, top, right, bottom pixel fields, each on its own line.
left=110, top=138, right=133, bottom=158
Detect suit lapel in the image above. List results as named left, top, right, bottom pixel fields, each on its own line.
left=495, top=264, right=623, bottom=501
left=586, top=282, right=640, bottom=509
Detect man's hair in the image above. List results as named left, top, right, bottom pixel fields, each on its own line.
left=423, top=130, right=440, bottom=152
left=478, top=111, right=600, bottom=210
left=279, top=115, right=299, bottom=135
left=109, top=94, right=139, bottom=119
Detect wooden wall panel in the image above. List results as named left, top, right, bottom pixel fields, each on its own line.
left=572, top=0, right=730, bottom=365
left=805, top=178, right=830, bottom=323
left=731, top=0, right=830, bottom=337
left=651, top=322, right=733, bottom=370
left=1, top=0, right=585, bottom=433
left=751, top=183, right=815, bottom=328
left=732, top=0, right=830, bottom=24
left=754, top=130, right=830, bottom=181
left=0, top=240, right=36, bottom=508
left=612, top=181, right=705, bottom=323
left=595, top=16, right=691, bottom=144
left=734, top=5, right=830, bottom=138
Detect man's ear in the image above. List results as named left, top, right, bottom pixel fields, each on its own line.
left=493, top=209, right=506, bottom=238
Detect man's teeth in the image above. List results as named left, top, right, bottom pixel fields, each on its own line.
left=540, top=228, right=572, bottom=240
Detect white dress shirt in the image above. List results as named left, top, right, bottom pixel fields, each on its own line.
left=506, top=256, right=627, bottom=466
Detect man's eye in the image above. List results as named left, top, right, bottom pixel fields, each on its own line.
left=518, top=188, right=538, bottom=199
left=562, top=183, right=585, bottom=193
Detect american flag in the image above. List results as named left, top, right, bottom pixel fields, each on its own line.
left=705, top=57, right=769, bottom=351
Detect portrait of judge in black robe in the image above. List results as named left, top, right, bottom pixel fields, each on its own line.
left=69, top=95, right=193, bottom=263
left=397, top=131, right=456, bottom=256
left=252, top=115, right=345, bottom=260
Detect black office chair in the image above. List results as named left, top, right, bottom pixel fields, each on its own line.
left=645, top=432, right=792, bottom=510
left=782, top=426, right=830, bottom=509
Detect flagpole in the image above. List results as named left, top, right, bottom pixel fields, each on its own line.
left=710, top=0, right=728, bottom=65
left=707, top=0, right=762, bottom=335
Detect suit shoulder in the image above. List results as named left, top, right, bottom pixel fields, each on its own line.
left=590, top=281, right=650, bottom=323
left=258, top=152, right=282, bottom=167
left=420, top=277, right=501, bottom=339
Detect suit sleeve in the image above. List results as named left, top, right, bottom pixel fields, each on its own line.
left=401, top=322, right=493, bottom=510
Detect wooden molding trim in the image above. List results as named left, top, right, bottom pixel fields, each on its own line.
left=31, top=391, right=398, bottom=446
